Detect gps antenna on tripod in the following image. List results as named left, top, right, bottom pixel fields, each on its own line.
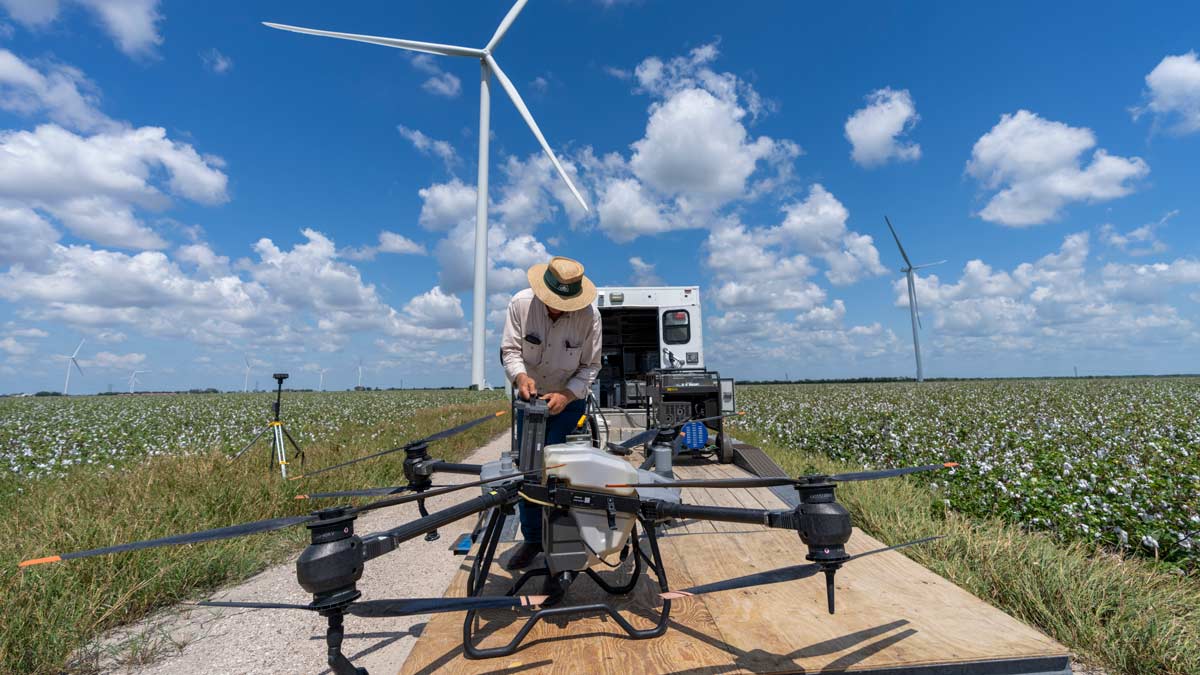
left=230, top=373, right=306, bottom=479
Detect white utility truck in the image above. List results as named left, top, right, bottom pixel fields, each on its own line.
left=591, top=286, right=737, bottom=462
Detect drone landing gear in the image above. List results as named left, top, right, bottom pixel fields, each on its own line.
left=461, top=512, right=672, bottom=659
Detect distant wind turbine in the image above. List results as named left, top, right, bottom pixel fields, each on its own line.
left=319, top=367, right=329, bottom=392
left=242, top=355, right=252, bottom=393
left=264, top=0, right=589, bottom=391
left=356, top=358, right=364, bottom=389
left=59, top=338, right=85, bottom=395
left=885, top=217, right=945, bottom=383
left=127, top=370, right=150, bottom=394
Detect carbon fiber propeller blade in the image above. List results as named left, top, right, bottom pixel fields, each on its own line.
left=295, top=485, right=429, bottom=501
left=19, top=515, right=316, bottom=567
left=291, top=411, right=506, bottom=480
left=348, top=595, right=547, bottom=617
left=828, top=463, right=957, bottom=482
left=195, top=595, right=548, bottom=616
left=611, top=463, right=957, bottom=489
left=19, top=468, right=547, bottom=568
left=660, top=536, right=943, bottom=600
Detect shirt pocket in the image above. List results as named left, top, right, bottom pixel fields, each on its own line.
left=550, top=346, right=582, bottom=373
left=522, top=340, right=545, bottom=368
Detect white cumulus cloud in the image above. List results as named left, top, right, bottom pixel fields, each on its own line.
left=967, top=110, right=1148, bottom=227
left=845, top=87, right=921, bottom=168
left=1133, top=51, right=1200, bottom=134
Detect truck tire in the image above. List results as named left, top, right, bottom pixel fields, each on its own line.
left=718, top=431, right=734, bottom=464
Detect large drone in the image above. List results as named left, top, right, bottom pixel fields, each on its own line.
left=19, top=402, right=956, bottom=674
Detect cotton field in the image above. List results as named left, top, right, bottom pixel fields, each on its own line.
left=0, top=389, right=505, bottom=489
left=738, top=378, right=1200, bottom=567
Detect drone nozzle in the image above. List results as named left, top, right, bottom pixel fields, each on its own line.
left=824, top=568, right=837, bottom=614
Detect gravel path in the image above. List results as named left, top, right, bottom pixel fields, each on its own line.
left=89, top=433, right=511, bottom=675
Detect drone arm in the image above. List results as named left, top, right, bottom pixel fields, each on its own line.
left=360, top=483, right=518, bottom=562
left=424, top=460, right=484, bottom=476
left=643, top=499, right=782, bottom=527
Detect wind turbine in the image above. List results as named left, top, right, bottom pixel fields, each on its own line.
left=265, top=0, right=590, bottom=391
left=885, top=217, right=945, bottom=383
left=356, top=358, right=364, bottom=390
left=59, top=338, right=85, bottom=395
left=127, top=370, right=150, bottom=394
left=242, top=356, right=252, bottom=393
left=318, top=367, right=329, bottom=392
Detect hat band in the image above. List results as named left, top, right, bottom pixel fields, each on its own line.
left=543, top=269, right=582, bottom=298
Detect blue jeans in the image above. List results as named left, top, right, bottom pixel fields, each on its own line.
left=516, top=397, right=588, bottom=545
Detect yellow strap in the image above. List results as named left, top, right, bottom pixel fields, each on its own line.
left=575, top=414, right=588, bottom=429
left=269, top=421, right=283, bottom=427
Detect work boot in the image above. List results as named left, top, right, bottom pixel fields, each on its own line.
left=504, top=542, right=542, bottom=570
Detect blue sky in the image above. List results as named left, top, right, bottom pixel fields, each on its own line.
left=1, top=0, right=1198, bottom=393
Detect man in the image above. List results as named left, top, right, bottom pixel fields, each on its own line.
left=500, top=256, right=602, bottom=571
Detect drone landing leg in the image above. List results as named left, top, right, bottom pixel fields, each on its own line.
left=462, top=518, right=672, bottom=659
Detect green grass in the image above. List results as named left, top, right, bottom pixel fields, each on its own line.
left=0, top=400, right=509, bottom=674
left=736, top=428, right=1200, bottom=675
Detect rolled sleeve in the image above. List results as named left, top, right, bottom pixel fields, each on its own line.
left=500, top=297, right=527, bottom=384
left=565, top=308, right=602, bottom=400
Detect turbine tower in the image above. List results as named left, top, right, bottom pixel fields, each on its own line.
left=885, top=217, right=945, bottom=383
left=265, top=0, right=589, bottom=390
left=319, top=367, right=329, bottom=392
left=242, top=356, right=252, bottom=393
left=59, top=338, right=85, bottom=395
left=356, top=358, right=364, bottom=390
left=127, top=370, right=150, bottom=394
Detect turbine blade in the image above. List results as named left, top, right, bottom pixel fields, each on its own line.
left=884, top=216, right=912, bottom=268
left=72, top=359, right=84, bottom=377
left=909, top=275, right=922, bottom=330
left=72, top=339, right=85, bottom=358
left=262, top=22, right=483, bottom=58
left=912, top=260, right=947, bottom=270
left=485, top=54, right=589, bottom=212
left=485, top=0, right=529, bottom=52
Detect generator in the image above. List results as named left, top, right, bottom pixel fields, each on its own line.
left=647, top=369, right=736, bottom=463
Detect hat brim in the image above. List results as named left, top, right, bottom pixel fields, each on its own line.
left=527, top=263, right=597, bottom=312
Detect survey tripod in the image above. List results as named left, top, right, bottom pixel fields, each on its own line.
left=230, top=372, right=305, bottom=479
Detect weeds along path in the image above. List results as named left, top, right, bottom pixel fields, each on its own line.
left=85, top=433, right=512, bottom=675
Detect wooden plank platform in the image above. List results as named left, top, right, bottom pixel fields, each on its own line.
left=400, top=457, right=1070, bottom=675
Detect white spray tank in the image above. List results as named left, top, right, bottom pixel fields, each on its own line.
left=543, top=441, right=638, bottom=564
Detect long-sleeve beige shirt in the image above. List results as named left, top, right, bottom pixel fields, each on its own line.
left=500, top=288, right=602, bottom=401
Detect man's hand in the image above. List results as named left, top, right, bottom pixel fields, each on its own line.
left=514, top=373, right=538, bottom=401
left=540, top=390, right=574, bottom=415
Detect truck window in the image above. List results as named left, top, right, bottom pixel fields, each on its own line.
left=662, top=310, right=690, bottom=344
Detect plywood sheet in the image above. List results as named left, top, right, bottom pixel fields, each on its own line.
left=400, top=457, right=1069, bottom=675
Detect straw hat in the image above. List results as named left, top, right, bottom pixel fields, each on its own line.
left=527, top=256, right=597, bottom=312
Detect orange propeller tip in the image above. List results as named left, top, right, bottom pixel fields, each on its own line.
left=737, top=411, right=746, bottom=415
left=294, top=495, right=309, bottom=500
left=660, top=590, right=693, bottom=600
left=605, top=483, right=630, bottom=488
left=19, top=555, right=61, bottom=568
left=943, top=462, right=959, bottom=468
left=494, top=411, right=507, bottom=417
